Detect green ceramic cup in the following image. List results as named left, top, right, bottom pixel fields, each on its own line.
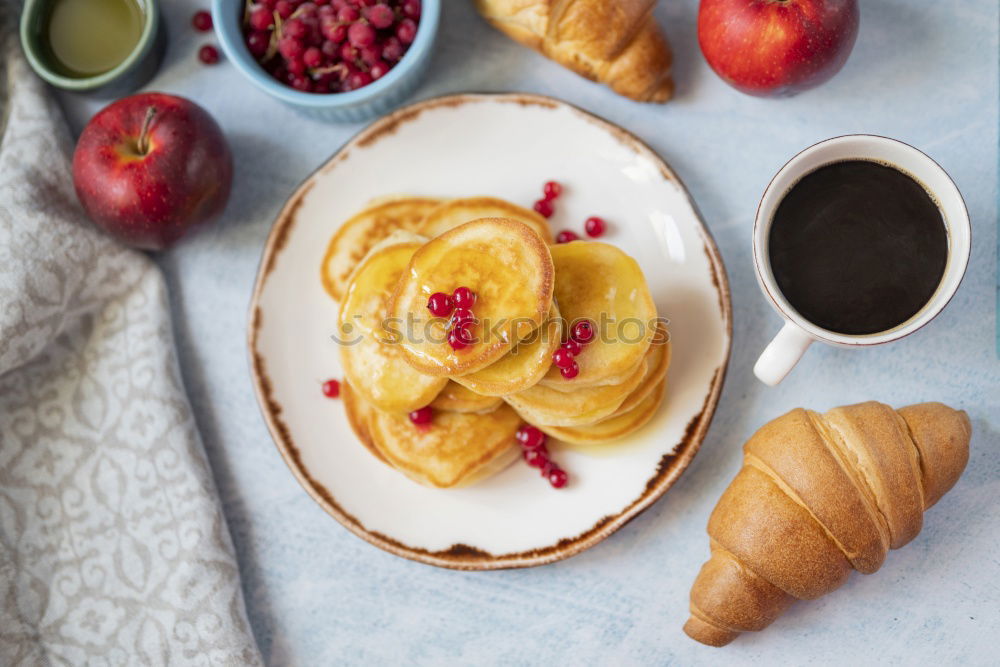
left=19, top=0, right=165, bottom=94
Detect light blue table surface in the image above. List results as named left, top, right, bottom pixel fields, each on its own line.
left=57, top=0, right=999, bottom=664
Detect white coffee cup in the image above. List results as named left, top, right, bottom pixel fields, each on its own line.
left=753, top=135, right=971, bottom=386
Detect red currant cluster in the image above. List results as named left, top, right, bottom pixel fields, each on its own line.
left=556, top=216, right=607, bottom=243
left=241, top=0, right=420, bottom=93
left=191, top=10, right=221, bottom=64
left=516, top=425, right=568, bottom=489
left=551, top=319, right=595, bottom=380
left=531, top=181, right=609, bottom=241
left=427, top=286, right=478, bottom=351
left=532, top=180, right=562, bottom=218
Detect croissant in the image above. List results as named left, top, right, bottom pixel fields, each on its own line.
left=684, top=401, right=971, bottom=647
left=473, top=0, right=674, bottom=102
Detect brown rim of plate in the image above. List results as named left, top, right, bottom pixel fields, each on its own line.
left=246, top=93, right=734, bottom=571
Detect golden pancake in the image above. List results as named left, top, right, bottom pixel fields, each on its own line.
left=537, top=241, right=657, bottom=389
left=339, top=237, right=448, bottom=413
left=537, top=346, right=646, bottom=394
left=451, top=302, right=563, bottom=396
left=430, top=381, right=504, bottom=413
left=419, top=196, right=553, bottom=243
left=604, top=324, right=671, bottom=418
left=504, top=356, right=648, bottom=427
left=389, top=218, right=554, bottom=376
left=367, top=400, right=523, bottom=488
left=341, top=381, right=385, bottom=464
left=537, top=377, right=667, bottom=446
left=321, top=196, right=442, bottom=301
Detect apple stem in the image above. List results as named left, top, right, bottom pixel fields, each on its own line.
left=137, top=106, right=157, bottom=155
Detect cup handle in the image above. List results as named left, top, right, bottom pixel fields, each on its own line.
left=754, top=322, right=813, bottom=386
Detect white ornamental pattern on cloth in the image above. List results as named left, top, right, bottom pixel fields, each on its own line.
left=0, top=7, right=261, bottom=665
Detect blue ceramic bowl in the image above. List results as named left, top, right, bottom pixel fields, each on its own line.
left=212, top=0, right=439, bottom=122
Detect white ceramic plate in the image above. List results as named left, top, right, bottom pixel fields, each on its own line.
left=249, top=94, right=731, bottom=569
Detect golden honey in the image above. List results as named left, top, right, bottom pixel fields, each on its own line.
left=44, top=0, right=144, bottom=77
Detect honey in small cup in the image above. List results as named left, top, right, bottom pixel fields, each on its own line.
left=44, top=0, right=144, bottom=77
left=20, top=0, right=164, bottom=93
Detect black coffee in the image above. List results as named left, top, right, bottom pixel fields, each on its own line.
left=768, top=160, right=947, bottom=335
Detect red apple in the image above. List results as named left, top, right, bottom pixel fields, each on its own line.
left=73, top=92, right=233, bottom=250
left=698, top=0, right=860, bottom=97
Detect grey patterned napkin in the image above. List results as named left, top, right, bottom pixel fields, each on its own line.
left=0, top=8, right=261, bottom=665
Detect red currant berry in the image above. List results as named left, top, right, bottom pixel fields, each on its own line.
left=562, top=339, right=581, bottom=355
left=448, top=326, right=473, bottom=350
left=516, top=425, right=546, bottom=450
left=452, top=286, right=476, bottom=309
left=347, top=70, right=373, bottom=90
left=276, top=0, right=296, bottom=18
left=247, top=30, right=270, bottom=57
left=585, top=216, right=607, bottom=237
left=560, top=361, right=580, bottom=379
left=279, top=36, right=304, bottom=60
left=348, top=22, right=376, bottom=48
left=555, top=230, right=578, bottom=243
left=297, top=2, right=319, bottom=17
left=364, top=3, right=394, bottom=28
left=286, top=56, right=306, bottom=75
left=284, top=18, right=308, bottom=39
left=303, top=46, right=323, bottom=68
left=427, top=292, right=453, bottom=317
left=358, top=45, right=381, bottom=65
left=250, top=7, right=274, bottom=30
left=339, top=42, right=357, bottom=62
left=551, top=347, right=575, bottom=369
left=198, top=45, right=220, bottom=64
left=533, top=199, right=554, bottom=218
left=336, top=5, right=359, bottom=21
left=571, top=320, right=595, bottom=343
left=396, top=18, right=418, bottom=45
left=543, top=181, right=562, bottom=200
left=450, top=307, right=474, bottom=328
left=322, top=20, right=346, bottom=42
left=321, top=379, right=340, bottom=398
left=369, top=60, right=390, bottom=79
left=549, top=467, right=568, bottom=488
left=290, top=74, right=313, bottom=92
left=401, top=0, right=421, bottom=19
left=382, top=36, right=404, bottom=62
left=523, top=446, right=549, bottom=468
left=192, top=10, right=213, bottom=32
left=409, top=406, right=433, bottom=425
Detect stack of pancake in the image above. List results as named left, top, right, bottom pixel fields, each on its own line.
left=321, top=196, right=671, bottom=488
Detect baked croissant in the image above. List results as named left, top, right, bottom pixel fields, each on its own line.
left=473, top=0, right=674, bottom=102
left=684, top=401, right=971, bottom=647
